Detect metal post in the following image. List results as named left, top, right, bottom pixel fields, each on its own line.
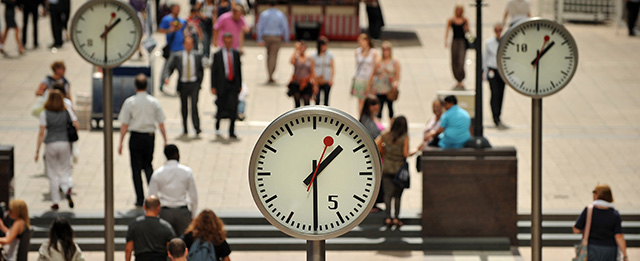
left=103, top=68, right=115, bottom=261
left=469, top=0, right=491, bottom=148
left=531, top=98, right=543, bottom=261
left=306, top=240, right=325, bottom=261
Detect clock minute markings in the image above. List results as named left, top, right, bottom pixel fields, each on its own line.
left=336, top=123, right=344, bottom=136
left=264, top=144, right=277, bottom=153
left=284, top=124, right=293, bottom=136
left=353, top=194, right=365, bottom=203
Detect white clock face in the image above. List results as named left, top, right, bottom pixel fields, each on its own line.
left=71, top=0, right=142, bottom=68
left=249, top=106, right=382, bottom=240
left=497, top=18, right=578, bottom=98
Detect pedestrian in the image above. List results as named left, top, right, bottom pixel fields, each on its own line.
left=359, top=96, right=383, bottom=139
left=163, top=37, right=204, bottom=135
left=256, top=2, right=289, bottom=84
left=445, top=4, right=469, bottom=90
left=627, top=0, right=640, bottom=36
left=367, top=41, right=400, bottom=120
left=213, top=5, right=248, bottom=53
left=0, top=199, right=30, bottom=261
left=0, top=0, right=26, bottom=55
left=167, top=238, right=187, bottom=261
left=129, top=0, right=148, bottom=59
left=117, top=74, right=168, bottom=207
left=424, top=95, right=471, bottom=149
left=185, top=7, right=203, bottom=51
left=211, top=32, right=241, bottom=139
left=36, top=61, right=71, bottom=100
left=422, top=99, right=444, bottom=147
left=311, top=36, right=334, bottom=106
left=181, top=209, right=232, bottom=261
left=364, top=0, right=384, bottom=39
left=59, top=0, right=69, bottom=42
left=375, top=116, right=417, bottom=228
left=352, top=33, right=378, bottom=112
left=45, top=0, right=64, bottom=48
left=288, top=40, right=316, bottom=108
left=483, top=23, right=508, bottom=129
left=213, top=0, right=234, bottom=20
left=573, top=185, right=629, bottom=261
left=503, top=0, right=530, bottom=27
left=148, top=144, right=198, bottom=236
left=125, top=196, right=176, bottom=261
left=198, top=0, right=215, bottom=58
left=35, top=90, right=78, bottom=210
left=19, top=0, right=43, bottom=49
left=37, top=217, right=86, bottom=261
left=158, top=4, right=186, bottom=93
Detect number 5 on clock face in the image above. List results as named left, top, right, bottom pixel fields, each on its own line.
left=248, top=106, right=382, bottom=241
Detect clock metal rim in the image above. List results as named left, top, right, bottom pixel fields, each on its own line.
left=248, top=106, right=382, bottom=241
left=70, top=0, right=143, bottom=68
left=497, top=17, right=579, bottom=98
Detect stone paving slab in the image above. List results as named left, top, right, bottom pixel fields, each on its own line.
left=0, top=0, right=638, bottom=238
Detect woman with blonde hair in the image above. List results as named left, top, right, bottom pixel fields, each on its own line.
left=35, top=90, right=79, bottom=210
left=444, top=4, right=470, bottom=90
left=181, top=209, right=231, bottom=260
left=0, top=199, right=30, bottom=261
left=351, top=33, right=378, bottom=112
left=573, top=185, right=629, bottom=261
left=367, top=41, right=400, bottom=120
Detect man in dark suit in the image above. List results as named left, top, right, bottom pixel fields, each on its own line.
left=211, top=32, right=242, bottom=139
left=163, top=37, right=204, bottom=135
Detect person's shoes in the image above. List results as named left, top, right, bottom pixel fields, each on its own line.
left=237, top=113, right=245, bottom=121
left=453, top=85, right=465, bottom=91
left=384, top=218, right=392, bottom=226
left=134, top=203, right=143, bottom=208
left=215, top=121, right=220, bottom=131
left=51, top=204, right=59, bottom=211
left=496, top=121, right=509, bottom=130
left=229, top=134, right=238, bottom=139
left=393, top=218, right=403, bottom=227
left=66, top=189, right=74, bottom=208
left=196, top=129, right=202, bottom=135
left=33, top=44, right=39, bottom=49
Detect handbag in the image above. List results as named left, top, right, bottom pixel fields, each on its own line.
left=465, top=32, right=477, bottom=49
left=393, top=161, right=410, bottom=189
left=30, top=96, right=46, bottom=118
left=572, top=204, right=593, bottom=261
left=65, top=110, right=79, bottom=142
left=387, top=87, right=399, bottom=101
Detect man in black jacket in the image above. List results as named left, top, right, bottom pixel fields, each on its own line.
left=211, top=32, right=242, bottom=139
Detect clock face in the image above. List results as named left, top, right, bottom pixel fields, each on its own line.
left=497, top=18, right=578, bottom=98
left=248, top=106, right=382, bottom=240
left=70, top=0, right=142, bottom=68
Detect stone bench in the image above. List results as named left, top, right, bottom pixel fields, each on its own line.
left=420, top=146, right=518, bottom=245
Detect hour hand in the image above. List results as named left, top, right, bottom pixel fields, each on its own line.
left=531, top=41, right=555, bottom=66
left=303, top=146, right=343, bottom=185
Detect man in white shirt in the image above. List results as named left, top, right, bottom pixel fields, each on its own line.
left=483, top=23, right=507, bottom=129
left=148, top=144, right=198, bottom=235
left=118, top=74, right=168, bottom=207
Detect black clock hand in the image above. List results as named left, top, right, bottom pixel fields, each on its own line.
left=312, top=160, right=318, bottom=231
left=100, top=18, right=122, bottom=39
left=535, top=50, right=539, bottom=94
left=531, top=41, right=555, bottom=66
left=303, top=145, right=343, bottom=186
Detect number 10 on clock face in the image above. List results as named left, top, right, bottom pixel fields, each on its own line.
left=248, top=107, right=382, bottom=240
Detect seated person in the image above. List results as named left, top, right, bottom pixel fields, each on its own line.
left=423, top=99, right=444, bottom=147
left=425, top=95, right=470, bottom=148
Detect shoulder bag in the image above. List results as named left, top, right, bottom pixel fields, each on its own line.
left=65, top=110, right=79, bottom=142
left=572, top=204, right=593, bottom=261
left=393, top=161, right=410, bottom=189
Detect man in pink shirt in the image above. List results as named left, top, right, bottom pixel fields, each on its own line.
left=213, top=5, right=249, bottom=53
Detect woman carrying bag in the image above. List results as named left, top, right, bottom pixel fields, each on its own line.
left=375, top=116, right=418, bottom=227
left=35, top=90, right=79, bottom=211
left=573, top=184, right=629, bottom=261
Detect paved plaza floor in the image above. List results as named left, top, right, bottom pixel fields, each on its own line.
left=1, top=0, right=639, bottom=259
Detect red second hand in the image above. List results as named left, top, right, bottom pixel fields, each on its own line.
left=533, top=35, right=550, bottom=69
left=307, top=136, right=334, bottom=192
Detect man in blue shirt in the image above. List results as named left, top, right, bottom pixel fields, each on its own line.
left=158, top=4, right=186, bottom=93
left=256, top=3, right=289, bottom=84
left=425, top=95, right=470, bottom=148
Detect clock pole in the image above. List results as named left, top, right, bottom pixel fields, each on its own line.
left=103, top=29, right=115, bottom=261
left=307, top=240, right=325, bottom=261
left=469, top=0, right=491, bottom=148
left=531, top=98, right=542, bottom=261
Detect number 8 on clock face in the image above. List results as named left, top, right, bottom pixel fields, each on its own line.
left=248, top=106, right=382, bottom=240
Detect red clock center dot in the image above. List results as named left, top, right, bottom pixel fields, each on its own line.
left=544, top=35, right=550, bottom=41
left=323, top=136, right=334, bottom=147
left=111, top=12, right=116, bottom=18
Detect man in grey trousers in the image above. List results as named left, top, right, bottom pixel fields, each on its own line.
left=148, top=144, right=198, bottom=235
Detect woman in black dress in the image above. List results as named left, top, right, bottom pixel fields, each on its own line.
left=1, top=0, right=26, bottom=55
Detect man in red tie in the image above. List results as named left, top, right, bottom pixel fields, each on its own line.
left=211, top=32, right=242, bottom=139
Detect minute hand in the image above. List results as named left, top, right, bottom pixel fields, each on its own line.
left=303, top=145, right=343, bottom=185
left=531, top=41, right=555, bottom=66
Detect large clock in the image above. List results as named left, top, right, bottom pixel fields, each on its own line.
left=248, top=106, right=382, bottom=240
left=497, top=18, right=579, bottom=98
left=70, top=0, right=142, bottom=68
